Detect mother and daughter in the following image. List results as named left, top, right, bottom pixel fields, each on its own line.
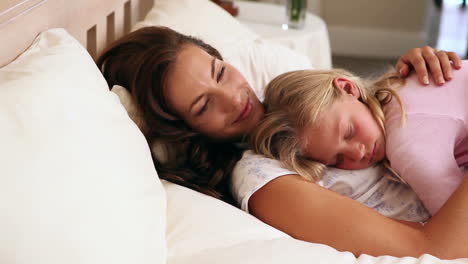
left=97, top=26, right=467, bottom=258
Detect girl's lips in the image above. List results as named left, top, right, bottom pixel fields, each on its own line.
left=234, top=97, right=253, bottom=123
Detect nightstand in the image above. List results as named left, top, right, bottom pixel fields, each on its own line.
left=235, top=1, right=332, bottom=69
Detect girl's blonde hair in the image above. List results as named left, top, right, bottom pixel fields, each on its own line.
left=251, top=68, right=405, bottom=182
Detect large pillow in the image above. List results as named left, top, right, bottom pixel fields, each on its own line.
left=0, top=29, right=166, bottom=264
left=222, top=40, right=312, bottom=101
left=133, top=0, right=259, bottom=56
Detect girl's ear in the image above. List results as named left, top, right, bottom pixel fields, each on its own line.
left=333, top=77, right=361, bottom=99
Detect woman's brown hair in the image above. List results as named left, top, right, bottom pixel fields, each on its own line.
left=97, top=26, right=243, bottom=203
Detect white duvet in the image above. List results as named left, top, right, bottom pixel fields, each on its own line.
left=164, top=181, right=468, bottom=264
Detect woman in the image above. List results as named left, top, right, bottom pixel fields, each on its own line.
left=97, top=26, right=465, bottom=258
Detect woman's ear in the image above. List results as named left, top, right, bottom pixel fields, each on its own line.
left=333, top=77, right=361, bottom=99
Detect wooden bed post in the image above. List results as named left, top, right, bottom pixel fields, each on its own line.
left=0, top=0, right=153, bottom=67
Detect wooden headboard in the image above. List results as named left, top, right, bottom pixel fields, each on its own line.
left=0, top=0, right=153, bottom=67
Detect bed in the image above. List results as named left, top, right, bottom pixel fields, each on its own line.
left=0, top=0, right=467, bottom=263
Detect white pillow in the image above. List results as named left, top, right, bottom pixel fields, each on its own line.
left=0, top=29, right=166, bottom=264
left=133, top=0, right=258, bottom=56
left=111, top=85, right=149, bottom=135
left=222, top=40, right=312, bottom=102
left=133, top=0, right=312, bottom=101
left=111, top=85, right=170, bottom=163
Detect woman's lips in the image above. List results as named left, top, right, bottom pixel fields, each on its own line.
left=234, top=97, right=253, bottom=123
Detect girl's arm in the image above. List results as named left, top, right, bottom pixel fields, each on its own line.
left=396, top=46, right=462, bottom=85
left=249, top=173, right=468, bottom=259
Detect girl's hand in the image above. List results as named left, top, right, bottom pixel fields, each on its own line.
left=396, top=46, right=462, bottom=85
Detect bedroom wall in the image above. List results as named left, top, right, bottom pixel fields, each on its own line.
left=245, top=0, right=322, bottom=15
left=0, top=0, right=45, bottom=26
left=322, top=0, right=440, bottom=58
left=0, top=0, right=154, bottom=66
left=322, top=1, right=425, bottom=32
left=244, top=0, right=440, bottom=59
left=0, top=0, right=23, bottom=10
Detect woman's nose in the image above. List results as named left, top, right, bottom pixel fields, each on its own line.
left=218, top=85, right=242, bottom=110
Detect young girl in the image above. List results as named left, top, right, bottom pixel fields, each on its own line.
left=251, top=62, right=468, bottom=216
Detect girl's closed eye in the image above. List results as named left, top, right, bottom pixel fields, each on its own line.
left=344, top=125, right=354, bottom=140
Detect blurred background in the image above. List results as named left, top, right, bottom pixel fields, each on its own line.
left=239, top=0, right=467, bottom=77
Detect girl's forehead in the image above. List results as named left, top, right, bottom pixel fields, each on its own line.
left=299, top=118, right=339, bottom=164
left=300, top=112, right=335, bottom=145
left=312, top=100, right=344, bottom=127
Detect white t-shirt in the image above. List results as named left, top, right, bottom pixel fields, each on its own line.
left=231, top=150, right=430, bottom=223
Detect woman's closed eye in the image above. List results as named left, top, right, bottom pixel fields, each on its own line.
left=197, top=98, right=210, bottom=116
left=217, top=65, right=225, bottom=82
left=194, top=63, right=224, bottom=117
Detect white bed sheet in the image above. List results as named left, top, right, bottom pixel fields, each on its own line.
left=163, top=181, right=468, bottom=264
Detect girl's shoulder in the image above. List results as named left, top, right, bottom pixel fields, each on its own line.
left=386, top=61, right=468, bottom=120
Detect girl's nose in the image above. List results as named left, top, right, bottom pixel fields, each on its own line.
left=348, top=143, right=365, bottom=161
